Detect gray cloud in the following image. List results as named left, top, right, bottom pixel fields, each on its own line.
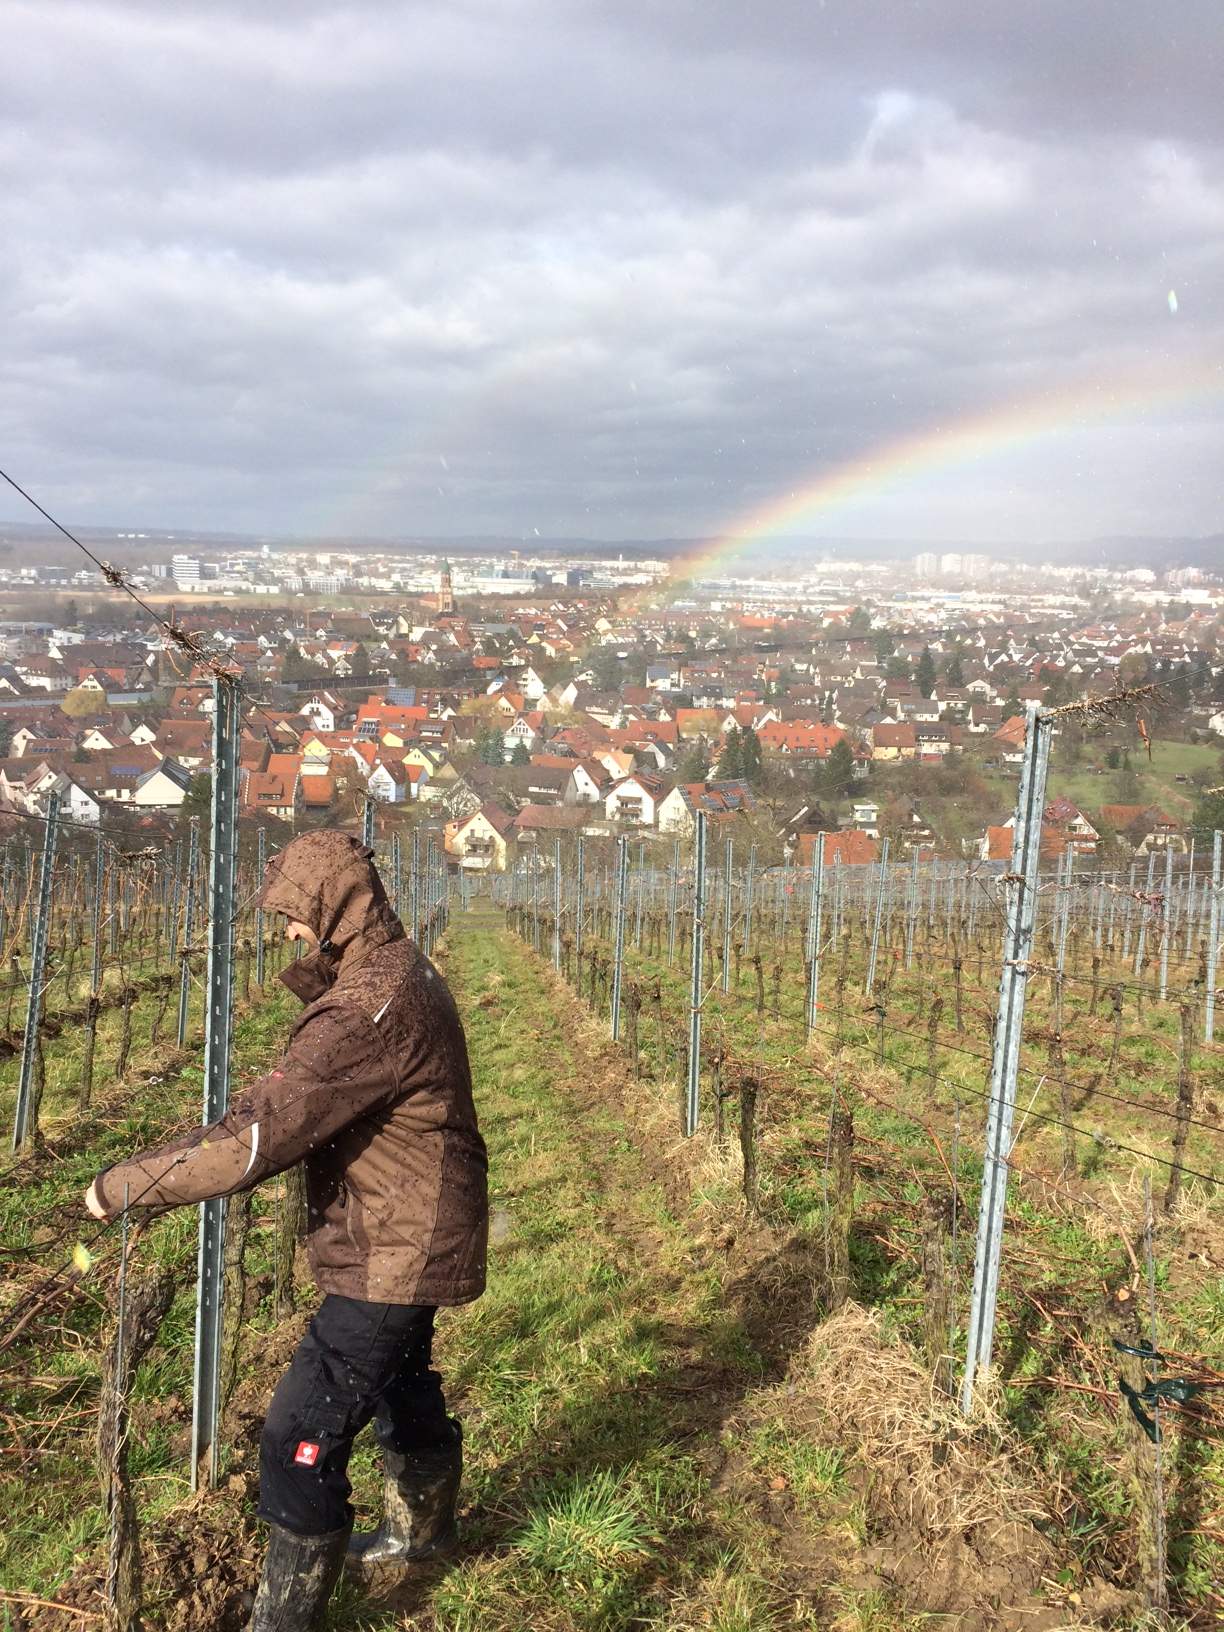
left=1, top=0, right=1221, bottom=546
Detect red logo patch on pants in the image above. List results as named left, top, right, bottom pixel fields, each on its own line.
left=294, top=1441, right=321, bottom=1467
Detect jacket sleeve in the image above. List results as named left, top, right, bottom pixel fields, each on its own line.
left=93, top=1002, right=396, bottom=1217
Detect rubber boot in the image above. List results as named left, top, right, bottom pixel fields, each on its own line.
left=247, top=1520, right=351, bottom=1631
left=347, top=1420, right=462, bottom=1570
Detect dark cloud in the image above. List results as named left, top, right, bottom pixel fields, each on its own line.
left=1, top=0, right=1221, bottom=545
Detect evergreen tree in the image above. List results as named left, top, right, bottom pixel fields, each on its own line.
left=283, top=646, right=326, bottom=684
left=738, top=725, right=763, bottom=784
left=1042, top=672, right=1073, bottom=708
left=176, top=773, right=213, bottom=835
left=1192, top=786, right=1224, bottom=838
left=943, top=649, right=965, bottom=687
left=1114, top=752, right=1142, bottom=802
left=593, top=647, right=623, bottom=692
left=510, top=739, right=531, bottom=765
left=676, top=740, right=710, bottom=783
left=716, top=725, right=743, bottom=779
left=821, top=738, right=856, bottom=800
left=915, top=646, right=937, bottom=698
left=478, top=728, right=505, bottom=766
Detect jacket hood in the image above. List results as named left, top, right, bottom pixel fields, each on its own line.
left=257, top=829, right=405, bottom=1002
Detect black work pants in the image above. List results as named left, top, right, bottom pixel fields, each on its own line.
left=258, top=1294, right=452, bottom=1536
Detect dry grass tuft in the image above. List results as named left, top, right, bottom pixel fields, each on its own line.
left=777, top=1303, right=1051, bottom=1554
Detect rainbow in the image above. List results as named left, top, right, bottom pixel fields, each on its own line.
left=665, top=356, right=1223, bottom=585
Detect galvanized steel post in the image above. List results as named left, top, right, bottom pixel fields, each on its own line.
left=721, top=836, right=733, bottom=993
left=107, top=860, right=118, bottom=958
left=961, top=701, right=1052, bottom=1415
left=804, top=833, right=825, bottom=1032
left=177, top=819, right=200, bottom=1048
left=255, top=827, right=267, bottom=988
left=1158, top=844, right=1174, bottom=1002
left=1134, top=851, right=1157, bottom=976
left=610, top=835, right=628, bottom=1040
left=552, top=836, right=562, bottom=970
left=191, top=674, right=240, bottom=1491
left=667, top=840, right=680, bottom=964
left=744, top=842, right=757, bottom=952
left=864, top=837, right=890, bottom=998
left=90, top=829, right=105, bottom=997
left=684, top=812, right=707, bottom=1136
left=11, top=790, right=59, bottom=1150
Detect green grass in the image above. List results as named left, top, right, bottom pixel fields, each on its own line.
left=993, top=736, right=1222, bottom=821
left=745, top=1422, right=845, bottom=1509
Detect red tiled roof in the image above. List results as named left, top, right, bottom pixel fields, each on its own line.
left=758, top=721, right=846, bottom=755
left=796, top=830, right=879, bottom=866
left=993, top=715, right=1027, bottom=746
left=300, top=776, right=335, bottom=805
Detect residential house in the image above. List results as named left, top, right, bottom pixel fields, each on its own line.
left=445, top=804, right=514, bottom=871
left=605, top=771, right=670, bottom=827
left=300, top=775, right=335, bottom=817
left=796, top=830, right=879, bottom=866
left=367, top=758, right=419, bottom=804
left=511, top=804, right=591, bottom=841
left=871, top=722, right=917, bottom=761
left=850, top=800, right=880, bottom=836
left=978, top=823, right=1069, bottom=863
left=568, top=760, right=611, bottom=806
left=657, top=781, right=759, bottom=836
left=1097, top=805, right=1187, bottom=855
left=133, top=758, right=193, bottom=809
left=503, top=712, right=545, bottom=757
left=757, top=721, right=847, bottom=759
left=991, top=715, right=1028, bottom=765
left=151, top=719, right=213, bottom=768
left=914, top=722, right=954, bottom=759
left=1043, top=798, right=1099, bottom=854
left=299, top=692, right=342, bottom=733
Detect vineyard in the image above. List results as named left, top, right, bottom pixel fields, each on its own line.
left=0, top=705, right=1221, bottom=1631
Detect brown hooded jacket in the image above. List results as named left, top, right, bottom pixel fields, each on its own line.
left=95, top=831, right=487, bottom=1307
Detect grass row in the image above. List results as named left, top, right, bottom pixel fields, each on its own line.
left=512, top=905, right=1224, bottom=1621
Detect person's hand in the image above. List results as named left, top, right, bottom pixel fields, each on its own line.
left=84, top=1180, right=107, bottom=1221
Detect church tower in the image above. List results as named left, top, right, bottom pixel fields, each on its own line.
left=436, top=558, right=455, bottom=615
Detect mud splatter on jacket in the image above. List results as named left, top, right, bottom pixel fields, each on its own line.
left=95, top=831, right=487, bottom=1307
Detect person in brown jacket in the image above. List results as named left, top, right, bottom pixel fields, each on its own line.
left=85, top=830, right=488, bottom=1631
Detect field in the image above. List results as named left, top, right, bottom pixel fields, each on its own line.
left=981, top=738, right=1223, bottom=826
left=1, top=831, right=1221, bottom=1632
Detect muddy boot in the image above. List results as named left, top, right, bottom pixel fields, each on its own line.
left=347, top=1420, right=462, bottom=1570
left=247, top=1520, right=351, bottom=1631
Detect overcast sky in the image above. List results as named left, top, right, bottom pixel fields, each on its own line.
left=2, top=0, right=1222, bottom=549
